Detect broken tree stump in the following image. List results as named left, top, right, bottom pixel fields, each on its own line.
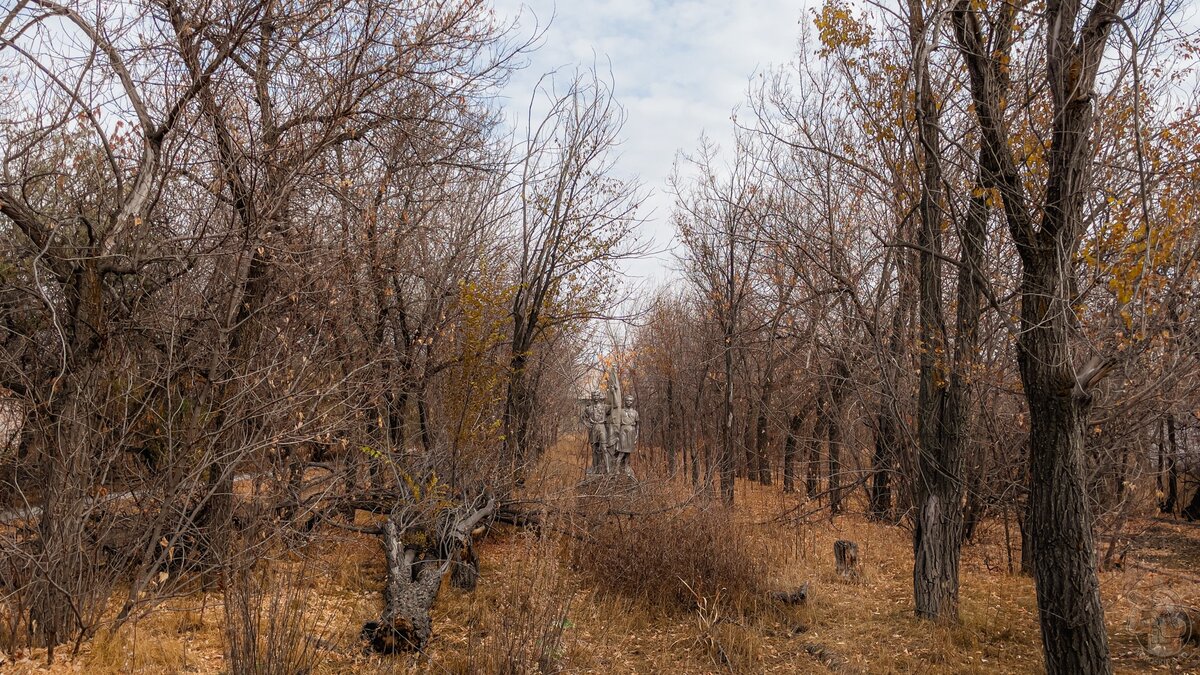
left=834, top=540, right=859, bottom=580
left=450, top=538, right=479, bottom=591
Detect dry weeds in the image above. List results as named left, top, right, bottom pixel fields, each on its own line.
left=2, top=438, right=1199, bottom=673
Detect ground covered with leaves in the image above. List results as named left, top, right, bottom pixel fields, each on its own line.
left=3, top=440, right=1199, bottom=674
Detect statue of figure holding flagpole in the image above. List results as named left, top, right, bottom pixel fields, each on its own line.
left=580, top=363, right=640, bottom=479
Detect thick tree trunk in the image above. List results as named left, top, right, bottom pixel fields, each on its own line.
left=911, top=82, right=988, bottom=622
left=366, top=520, right=441, bottom=653
left=950, top=0, right=1120, bottom=667
left=1019, top=494, right=1035, bottom=574
left=1024, top=363, right=1109, bottom=673
left=502, top=350, right=536, bottom=477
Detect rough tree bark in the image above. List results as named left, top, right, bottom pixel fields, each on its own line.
left=908, top=0, right=997, bottom=621
left=363, top=499, right=495, bottom=653
left=952, top=0, right=1122, bottom=669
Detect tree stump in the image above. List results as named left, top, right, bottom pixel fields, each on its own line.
left=834, top=540, right=859, bottom=580
left=450, top=538, right=479, bottom=591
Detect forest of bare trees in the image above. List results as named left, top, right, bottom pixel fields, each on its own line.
left=2, top=0, right=1200, bottom=673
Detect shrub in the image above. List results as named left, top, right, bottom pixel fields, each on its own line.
left=569, top=494, right=766, bottom=615
left=223, top=559, right=330, bottom=675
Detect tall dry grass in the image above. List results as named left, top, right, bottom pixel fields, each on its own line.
left=222, top=559, right=331, bottom=675
left=464, top=530, right=575, bottom=674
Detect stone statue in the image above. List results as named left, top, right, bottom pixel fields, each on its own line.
left=580, top=389, right=609, bottom=474
left=579, top=367, right=642, bottom=480
left=612, top=393, right=639, bottom=478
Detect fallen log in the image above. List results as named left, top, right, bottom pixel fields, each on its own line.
left=361, top=497, right=496, bottom=653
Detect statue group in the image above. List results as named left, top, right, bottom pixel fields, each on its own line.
left=580, top=375, right=639, bottom=478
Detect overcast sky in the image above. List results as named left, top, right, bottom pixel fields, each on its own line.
left=491, top=1, right=809, bottom=285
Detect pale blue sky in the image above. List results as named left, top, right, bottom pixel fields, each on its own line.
left=492, top=1, right=809, bottom=284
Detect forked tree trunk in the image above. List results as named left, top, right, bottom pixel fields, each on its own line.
left=367, top=519, right=443, bottom=653
left=951, top=0, right=1121, bottom=667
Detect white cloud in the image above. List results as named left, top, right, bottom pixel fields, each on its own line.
left=493, top=0, right=807, bottom=285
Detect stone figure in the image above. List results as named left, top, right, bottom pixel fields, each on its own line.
left=580, top=389, right=609, bottom=474
left=612, top=393, right=639, bottom=478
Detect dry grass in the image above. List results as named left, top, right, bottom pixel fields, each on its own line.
left=6, top=438, right=1200, bottom=673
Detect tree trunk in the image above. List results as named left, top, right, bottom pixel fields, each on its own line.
left=807, top=398, right=824, bottom=499
left=827, top=359, right=849, bottom=516
left=1019, top=494, right=1035, bottom=574
left=1161, top=415, right=1179, bottom=514
left=754, top=326, right=783, bottom=486
left=783, top=412, right=804, bottom=494
left=870, top=243, right=909, bottom=522
left=950, top=0, right=1120, bottom=667
left=364, top=501, right=494, bottom=653
left=910, top=81, right=990, bottom=622
left=1024, top=356, right=1109, bottom=672
left=502, top=350, right=535, bottom=477
left=834, top=540, right=860, bottom=580
left=754, top=386, right=774, bottom=486
left=720, top=324, right=735, bottom=505
left=665, top=376, right=677, bottom=476
left=366, top=520, right=441, bottom=653
left=827, top=406, right=842, bottom=516
left=869, top=401, right=897, bottom=521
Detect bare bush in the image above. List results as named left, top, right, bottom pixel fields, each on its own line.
left=569, top=495, right=766, bottom=616
left=468, top=532, right=574, bottom=674
left=223, top=558, right=329, bottom=675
